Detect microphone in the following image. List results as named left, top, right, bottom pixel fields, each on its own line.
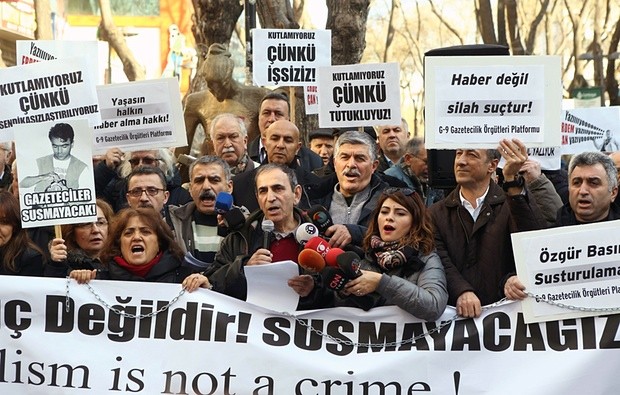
left=298, top=249, right=325, bottom=273
left=295, top=223, right=320, bottom=245
left=335, top=251, right=362, bottom=279
left=321, top=267, right=348, bottom=291
left=325, top=247, right=344, bottom=267
left=261, top=219, right=275, bottom=250
left=215, top=191, right=234, bottom=214
left=307, top=205, right=334, bottom=236
left=215, top=191, right=246, bottom=230
left=305, top=236, right=331, bottom=259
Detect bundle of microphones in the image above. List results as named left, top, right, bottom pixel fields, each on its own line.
left=293, top=205, right=363, bottom=291
left=214, top=191, right=248, bottom=230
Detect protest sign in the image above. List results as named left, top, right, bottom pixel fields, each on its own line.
left=0, top=57, right=101, bottom=142
left=425, top=55, right=561, bottom=149
left=253, top=29, right=331, bottom=86
left=560, top=106, right=620, bottom=154
left=304, top=85, right=319, bottom=114
left=14, top=119, right=97, bottom=228
left=16, top=41, right=100, bottom=82
left=499, top=146, right=561, bottom=171
left=93, top=78, right=186, bottom=153
left=1, top=276, right=619, bottom=394
left=512, top=221, right=620, bottom=323
left=317, top=62, right=401, bottom=128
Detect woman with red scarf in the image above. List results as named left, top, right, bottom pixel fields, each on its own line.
left=70, top=208, right=194, bottom=284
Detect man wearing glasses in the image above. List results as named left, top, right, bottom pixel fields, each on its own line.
left=94, top=148, right=191, bottom=212
left=169, top=156, right=233, bottom=271
left=385, top=138, right=444, bottom=206
left=125, top=166, right=170, bottom=214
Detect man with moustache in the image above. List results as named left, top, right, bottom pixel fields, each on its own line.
left=125, top=166, right=170, bottom=214
left=169, top=156, right=233, bottom=271
left=210, top=113, right=259, bottom=175
left=312, top=130, right=389, bottom=248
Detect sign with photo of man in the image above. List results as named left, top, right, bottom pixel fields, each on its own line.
left=14, top=119, right=97, bottom=228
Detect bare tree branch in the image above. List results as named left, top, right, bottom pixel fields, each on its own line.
left=428, top=0, right=464, bottom=45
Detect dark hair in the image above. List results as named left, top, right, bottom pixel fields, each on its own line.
left=0, top=191, right=45, bottom=272
left=260, top=91, right=290, bottom=115
left=126, top=166, right=167, bottom=190
left=61, top=199, right=113, bottom=252
left=48, top=122, right=75, bottom=143
left=189, top=155, right=231, bottom=182
left=254, top=163, right=298, bottom=193
left=363, top=190, right=435, bottom=255
left=569, top=151, right=618, bottom=191
left=101, top=207, right=183, bottom=263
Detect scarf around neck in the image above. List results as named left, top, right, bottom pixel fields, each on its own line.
left=113, top=251, right=163, bottom=278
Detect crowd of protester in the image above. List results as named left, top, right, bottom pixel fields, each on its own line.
left=3, top=91, right=619, bottom=322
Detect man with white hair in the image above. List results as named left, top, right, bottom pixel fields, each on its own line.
left=210, top=113, right=259, bottom=175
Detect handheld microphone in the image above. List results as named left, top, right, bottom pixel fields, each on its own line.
left=307, top=205, right=334, bottom=236
left=321, top=266, right=348, bottom=291
left=335, top=251, right=362, bottom=279
left=261, top=219, right=274, bottom=250
left=304, top=236, right=331, bottom=259
left=295, top=223, right=319, bottom=245
left=325, top=247, right=344, bottom=267
left=298, top=249, right=325, bottom=273
left=215, top=191, right=234, bottom=214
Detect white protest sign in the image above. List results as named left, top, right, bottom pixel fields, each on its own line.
left=317, top=62, right=401, bottom=128
left=0, top=57, right=101, bottom=141
left=512, top=220, right=620, bottom=323
left=2, top=276, right=620, bottom=394
left=253, top=29, right=331, bottom=86
left=560, top=106, right=620, bottom=154
left=93, top=78, right=187, bottom=153
left=14, top=118, right=97, bottom=228
left=304, top=85, right=319, bottom=114
left=16, top=40, right=100, bottom=77
left=425, top=56, right=561, bottom=149
left=498, top=146, right=561, bottom=171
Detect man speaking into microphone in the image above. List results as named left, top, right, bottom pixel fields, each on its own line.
left=208, top=164, right=333, bottom=309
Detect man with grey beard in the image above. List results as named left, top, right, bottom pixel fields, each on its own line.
left=312, top=130, right=389, bottom=248
left=169, top=156, right=234, bottom=271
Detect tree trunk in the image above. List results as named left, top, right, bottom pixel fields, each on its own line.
left=189, top=0, right=243, bottom=93
left=505, top=0, right=525, bottom=55
left=606, top=17, right=620, bottom=106
left=257, top=0, right=299, bottom=29
left=475, top=0, right=497, bottom=44
left=382, top=0, right=398, bottom=62
left=97, top=0, right=145, bottom=81
left=34, top=0, right=53, bottom=39
left=326, top=0, right=370, bottom=66
left=497, top=0, right=507, bottom=47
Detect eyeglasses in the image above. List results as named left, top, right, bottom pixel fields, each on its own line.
left=127, top=187, right=165, bottom=198
left=410, top=154, right=428, bottom=164
left=383, top=187, right=416, bottom=197
left=76, top=219, right=108, bottom=229
left=128, top=157, right=161, bottom=166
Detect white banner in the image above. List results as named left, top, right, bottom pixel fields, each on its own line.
left=425, top=56, right=561, bottom=149
left=512, top=220, right=620, bottom=323
left=1, top=276, right=619, bottom=394
left=560, top=107, right=620, bottom=154
left=252, top=29, right=331, bottom=86
left=14, top=119, right=97, bottom=228
left=304, top=85, right=319, bottom=114
left=0, top=57, right=101, bottom=141
left=16, top=40, right=100, bottom=78
left=93, top=78, right=187, bottom=154
left=317, top=62, right=401, bottom=128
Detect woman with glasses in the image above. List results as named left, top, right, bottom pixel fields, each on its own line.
left=0, top=191, right=46, bottom=276
left=338, top=188, right=448, bottom=321
left=46, top=199, right=114, bottom=277
left=69, top=207, right=198, bottom=285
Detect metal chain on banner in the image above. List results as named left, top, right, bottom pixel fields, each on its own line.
left=526, top=291, right=620, bottom=313
left=65, top=277, right=186, bottom=319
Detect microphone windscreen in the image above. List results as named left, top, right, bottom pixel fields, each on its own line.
left=222, top=208, right=246, bottom=230
left=298, top=249, right=325, bottom=273
left=307, top=205, right=334, bottom=235
left=322, top=266, right=348, bottom=291
left=261, top=219, right=275, bottom=232
left=336, top=251, right=362, bottom=279
left=304, top=236, right=331, bottom=258
left=325, top=247, right=345, bottom=267
left=295, top=223, right=319, bottom=245
left=215, top=191, right=234, bottom=214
